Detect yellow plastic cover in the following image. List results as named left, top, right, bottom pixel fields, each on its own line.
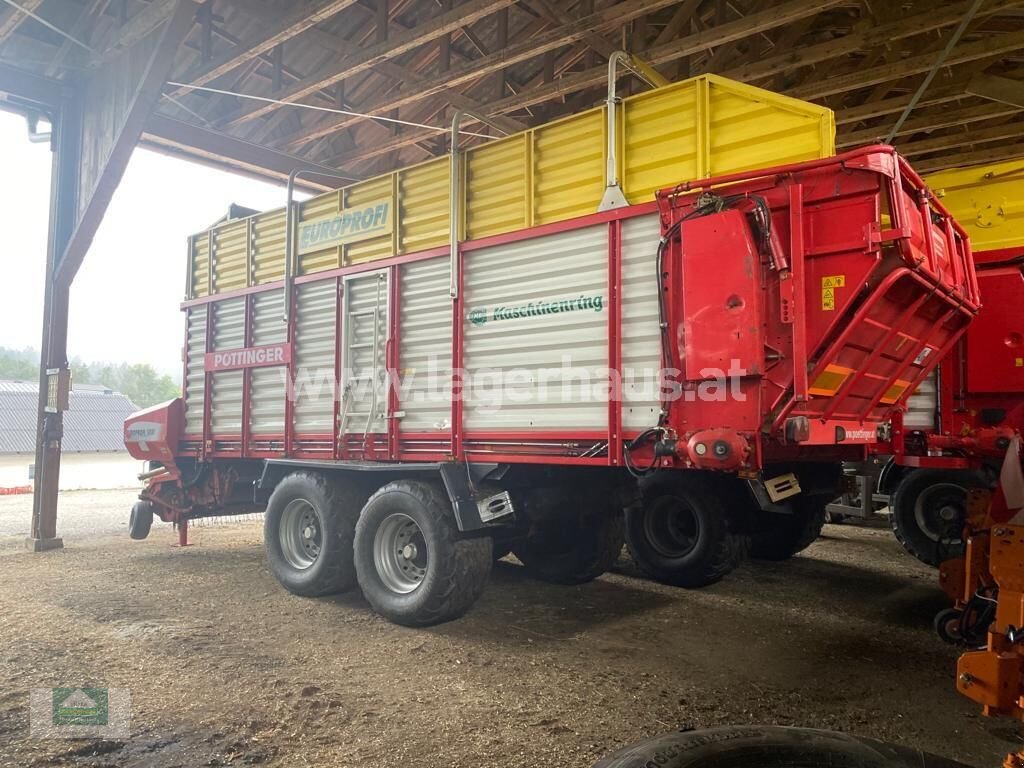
left=926, top=158, right=1024, bottom=254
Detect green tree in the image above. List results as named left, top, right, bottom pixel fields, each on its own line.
left=0, top=347, right=181, bottom=408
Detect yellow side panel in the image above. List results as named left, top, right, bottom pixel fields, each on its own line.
left=191, top=234, right=209, bottom=298
left=466, top=134, right=529, bottom=239
left=344, top=175, right=395, bottom=264
left=705, top=77, right=834, bottom=177
left=212, top=220, right=248, bottom=293
left=533, top=108, right=604, bottom=225
left=300, top=189, right=341, bottom=220
left=621, top=74, right=834, bottom=204
left=399, top=157, right=450, bottom=254
left=622, top=81, right=700, bottom=204
left=299, top=190, right=342, bottom=274
left=252, top=210, right=286, bottom=285
left=926, top=158, right=1024, bottom=253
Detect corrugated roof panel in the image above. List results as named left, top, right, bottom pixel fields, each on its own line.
left=0, top=380, right=140, bottom=454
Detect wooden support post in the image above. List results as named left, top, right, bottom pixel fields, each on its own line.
left=28, top=80, right=83, bottom=553
left=30, top=0, right=199, bottom=550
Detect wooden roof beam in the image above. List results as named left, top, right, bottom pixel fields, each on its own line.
left=222, top=0, right=519, bottom=129
left=837, top=101, right=1022, bottom=147
left=279, top=0, right=684, bottom=149
left=967, top=73, right=1024, bottom=107
left=894, top=118, right=1024, bottom=157
left=914, top=141, right=1024, bottom=173
left=169, top=0, right=360, bottom=94
left=317, top=0, right=841, bottom=165
left=0, top=0, right=42, bottom=43
left=790, top=28, right=1024, bottom=100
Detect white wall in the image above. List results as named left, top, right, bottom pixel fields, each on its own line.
left=0, top=453, right=144, bottom=491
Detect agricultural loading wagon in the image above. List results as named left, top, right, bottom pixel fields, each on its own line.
left=124, top=66, right=978, bottom=626
left=827, top=158, right=1024, bottom=568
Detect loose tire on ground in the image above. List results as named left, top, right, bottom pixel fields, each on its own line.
left=592, top=725, right=970, bottom=768
left=264, top=472, right=363, bottom=598
left=625, top=473, right=748, bottom=588
left=128, top=500, right=154, bottom=540
left=890, top=469, right=977, bottom=567
left=513, top=509, right=623, bottom=585
left=749, top=496, right=827, bottom=561
left=354, top=480, right=492, bottom=627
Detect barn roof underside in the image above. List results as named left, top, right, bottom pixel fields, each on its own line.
left=1, top=0, right=1023, bottom=188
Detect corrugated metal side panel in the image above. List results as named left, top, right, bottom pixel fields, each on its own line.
left=399, top=157, right=449, bottom=254
left=927, top=158, right=1024, bottom=253
left=341, top=272, right=389, bottom=435
left=294, top=280, right=337, bottom=434
left=183, top=306, right=207, bottom=436
left=622, top=81, right=700, bottom=204
left=399, top=257, right=452, bottom=432
left=621, top=76, right=834, bottom=204
left=533, top=108, right=604, bottom=226
left=904, top=370, right=938, bottom=430
left=344, top=175, right=395, bottom=264
left=299, top=190, right=342, bottom=275
left=465, top=134, right=528, bottom=240
left=211, top=297, right=245, bottom=435
left=620, top=214, right=663, bottom=431
left=251, top=291, right=287, bottom=435
left=190, top=234, right=209, bottom=299
left=705, top=76, right=835, bottom=177
left=253, top=209, right=286, bottom=285
left=212, top=219, right=248, bottom=293
left=463, top=223, right=609, bottom=430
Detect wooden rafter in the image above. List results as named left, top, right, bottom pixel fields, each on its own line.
left=222, top=0, right=520, bottom=128
left=0, top=0, right=42, bottom=43
left=169, top=0, right=360, bottom=95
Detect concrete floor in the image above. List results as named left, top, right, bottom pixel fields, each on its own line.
left=0, top=489, right=1021, bottom=768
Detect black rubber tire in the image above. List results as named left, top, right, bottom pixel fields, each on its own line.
left=128, top=500, right=154, bottom=541
left=625, top=473, right=748, bottom=588
left=354, top=480, right=492, bottom=627
left=593, top=725, right=971, bottom=768
left=890, top=469, right=975, bottom=567
left=934, top=607, right=964, bottom=645
left=749, top=496, right=827, bottom=561
left=513, top=510, right=623, bottom=585
left=264, top=472, right=362, bottom=598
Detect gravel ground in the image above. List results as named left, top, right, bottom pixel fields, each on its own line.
left=0, top=488, right=146, bottom=545
left=0, top=489, right=1021, bottom=767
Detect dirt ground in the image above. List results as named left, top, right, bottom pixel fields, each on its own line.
left=0, top=489, right=1021, bottom=768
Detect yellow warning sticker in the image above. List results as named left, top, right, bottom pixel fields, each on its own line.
left=821, top=275, right=844, bottom=311
left=1016, top=358, right=1023, bottom=368
left=821, top=288, right=835, bottom=311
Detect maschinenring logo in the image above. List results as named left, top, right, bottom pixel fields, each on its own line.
left=53, top=688, right=108, bottom=726
left=31, top=687, right=130, bottom=739
left=469, top=294, right=604, bottom=326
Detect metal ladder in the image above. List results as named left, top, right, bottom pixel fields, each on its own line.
left=338, top=275, right=387, bottom=449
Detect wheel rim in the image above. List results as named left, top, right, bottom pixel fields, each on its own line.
left=373, top=512, right=428, bottom=594
left=644, top=495, right=700, bottom=559
left=913, top=483, right=967, bottom=543
left=279, top=498, right=323, bottom=570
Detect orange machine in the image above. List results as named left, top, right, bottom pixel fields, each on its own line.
left=938, top=443, right=1024, bottom=766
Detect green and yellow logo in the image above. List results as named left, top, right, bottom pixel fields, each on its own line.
left=468, top=294, right=604, bottom=326
left=52, top=688, right=108, bottom=727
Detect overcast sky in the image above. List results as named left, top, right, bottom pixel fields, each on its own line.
left=0, top=109, right=295, bottom=379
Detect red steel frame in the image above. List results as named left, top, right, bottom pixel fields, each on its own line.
left=149, top=147, right=977, bottom=477
left=890, top=244, right=1024, bottom=470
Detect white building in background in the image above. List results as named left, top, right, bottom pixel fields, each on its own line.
left=0, top=380, right=143, bottom=491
